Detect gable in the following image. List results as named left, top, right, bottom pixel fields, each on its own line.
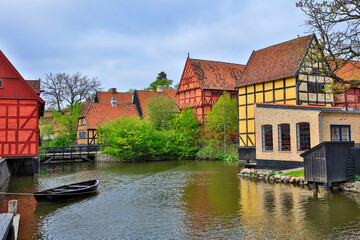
left=177, top=59, right=202, bottom=93
left=0, top=51, right=44, bottom=103
left=236, top=35, right=314, bottom=88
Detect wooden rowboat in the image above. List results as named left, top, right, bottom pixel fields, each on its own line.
left=33, top=179, right=99, bottom=203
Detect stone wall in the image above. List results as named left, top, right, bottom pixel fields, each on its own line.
left=95, top=152, right=122, bottom=162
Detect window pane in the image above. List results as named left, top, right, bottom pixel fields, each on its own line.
left=262, top=125, right=273, bottom=151
left=331, top=127, right=340, bottom=141
left=279, top=124, right=291, bottom=151
left=297, top=123, right=310, bottom=151
left=341, top=127, right=350, bottom=141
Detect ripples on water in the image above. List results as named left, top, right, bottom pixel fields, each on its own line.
left=1, top=160, right=360, bottom=239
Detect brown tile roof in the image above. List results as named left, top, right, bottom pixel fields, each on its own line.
left=162, top=88, right=180, bottom=105
left=96, top=91, right=133, bottom=105
left=334, top=60, right=360, bottom=82
left=83, top=103, right=139, bottom=129
left=26, top=80, right=41, bottom=95
left=135, top=90, right=180, bottom=117
left=189, top=58, right=245, bottom=90
left=236, top=35, right=314, bottom=88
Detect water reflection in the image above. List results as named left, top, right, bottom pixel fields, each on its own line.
left=1, top=161, right=360, bottom=239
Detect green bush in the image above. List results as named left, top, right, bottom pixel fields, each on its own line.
left=49, top=134, right=73, bottom=147
left=196, top=145, right=219, bottom=159
left=355, top=174, right=360, bottom=182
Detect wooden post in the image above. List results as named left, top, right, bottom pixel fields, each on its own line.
left=33, top=156, right=40, bottom=175
left=8, top=200, right=17, bottom=214
left=324, top=182, right=329, bottom=193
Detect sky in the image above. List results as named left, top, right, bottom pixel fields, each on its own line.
left=0, top=0, right=308, bottom=92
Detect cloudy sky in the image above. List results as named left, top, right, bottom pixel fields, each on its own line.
left=0, top=0, right=308, bottom=92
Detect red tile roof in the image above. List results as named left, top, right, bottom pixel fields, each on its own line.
left=83, top=103, right=139, bottom=129
left=26, top=80, right=41, bottom=95
left=189, top=58, right=245, bottom=90
left=96, top=91, right=133, bottom=105
left=236, top=35, right=314, bottom=88
left=135, top=90, right=180, bottom=117
left=162, top=88, right=180, bottom=105
left=334, top=60, right=360, bottom=82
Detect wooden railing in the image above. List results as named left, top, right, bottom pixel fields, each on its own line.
left=43, top=145, right=100, bottom=160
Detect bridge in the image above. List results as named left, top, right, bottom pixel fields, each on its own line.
left=42, top=145, right=100, bottom=164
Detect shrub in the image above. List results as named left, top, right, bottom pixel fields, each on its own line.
left=49, top=134, right=73, bottom=147
left=355, top=174, right=360, bottom=182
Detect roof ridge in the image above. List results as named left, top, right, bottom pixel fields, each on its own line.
left=189, top=58, right=245, bottom=66
left=253, top=34, right=314, bottom=53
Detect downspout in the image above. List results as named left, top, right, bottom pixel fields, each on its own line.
left=319, top=111, right=323, bottom=143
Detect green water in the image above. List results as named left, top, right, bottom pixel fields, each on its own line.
left=1, top=160, right=360, bottom=239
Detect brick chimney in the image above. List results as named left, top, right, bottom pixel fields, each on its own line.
left=111, top=88, right=117, bottom=94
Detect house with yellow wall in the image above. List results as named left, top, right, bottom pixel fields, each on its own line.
left=235, top=34, right=360, bottom=168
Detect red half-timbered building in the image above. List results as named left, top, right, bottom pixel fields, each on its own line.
left=334, top=60, right=360, bottom=110
left=0, top=51, right=44, bottom=158
left=177, top=57, right=245, bottom=122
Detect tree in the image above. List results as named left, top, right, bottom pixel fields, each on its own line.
left=297, top=0, right=360, bottom=92
left=204, top=92, right=238, bottom=153
left=42, top=72, right=102, bottom=112
left=146, top=94, right=178, bottom=130
left=52, top=103, right=82, bottom=144
left=145, top=71, right=173, bottom=91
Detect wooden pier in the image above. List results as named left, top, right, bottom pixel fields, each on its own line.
left=0, top=200, right=20, bottom=240
left=42, top=145, right=99, bottom=164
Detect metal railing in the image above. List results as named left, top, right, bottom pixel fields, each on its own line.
left=43, top=145, right=100, bottom=159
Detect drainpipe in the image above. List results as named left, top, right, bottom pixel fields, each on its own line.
left=319, top=111, right=323, bottom=143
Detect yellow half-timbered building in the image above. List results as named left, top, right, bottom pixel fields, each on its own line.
left=236, top=34, right=334, bottom=161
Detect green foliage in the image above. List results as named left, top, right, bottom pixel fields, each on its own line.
left=98, top=109, right=200, bottom=161
left=268, top=172, right=276, bottom=180
left=39, top=116, right=54, bottom=144
left=196, top=144, right=238, bottom=160
left=52, top=103, right=82, bottom=144
left=204, top=92, right=238, bottom=153
left=283, top=169, right=304, bottom=177
left=144, top=72, right=174, bottom=91
left=49, top=134, right=73, bottom=147
left=355, top=175, right=360, bottom=182
left=146, top=94, right=177, bottom=130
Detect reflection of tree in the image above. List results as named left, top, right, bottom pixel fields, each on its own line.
left=181, top=161, right=241, bottom=238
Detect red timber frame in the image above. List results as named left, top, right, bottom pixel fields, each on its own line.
left=334, top=88, right=360, bottom=110
left=177, top=59, right=237, bottom=123
left=0, top=99, right=40, bottom=157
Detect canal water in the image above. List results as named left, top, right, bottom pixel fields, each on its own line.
left=1, top=160, right=360, bottom=239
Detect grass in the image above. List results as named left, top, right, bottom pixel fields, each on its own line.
left=283, top=169, right=304, bottom=177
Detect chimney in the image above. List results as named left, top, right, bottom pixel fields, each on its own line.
left=111, top=88, right=117, bottom=94
left=157, top=85, right=163, bottom=92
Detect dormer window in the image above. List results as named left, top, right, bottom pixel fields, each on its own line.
left=111, top=97, right=117, bottom=107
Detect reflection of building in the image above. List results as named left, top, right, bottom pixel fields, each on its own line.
left=0, top=51, right=44, bottom=158
left=177, top=57, right=245, bottom=122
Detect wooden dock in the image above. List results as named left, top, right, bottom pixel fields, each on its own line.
left=0, top=200, right=20, bottom=240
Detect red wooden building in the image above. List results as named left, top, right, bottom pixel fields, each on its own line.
left=177, top=57, right=245, bottom=122
left=0, top=51, right=44, bottom=158
left=334, top=60, right=360, bottom=110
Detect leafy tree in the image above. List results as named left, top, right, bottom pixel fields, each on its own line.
left=49, top=134, right=73, bottom=147
left=145, top=72, right=174, bottom=91
left=39, top=116, right=54, bottom=145
left=146, top=94, right=178, bottom=130
left=52, top=103, right=82, bottom=144
left=42, top=72, right=102, bottom=112
left=170, top=108, right=200, bottom=158
left=204, top=92, right=238, bottom=153
left=297, top=0, right=360, bottom=92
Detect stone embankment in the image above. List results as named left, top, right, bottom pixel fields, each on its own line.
left=95, top=152, right=122, bottom=162
left=238, top=168, right=307, bottom=185
left=239, top=168, right=360, bottom=193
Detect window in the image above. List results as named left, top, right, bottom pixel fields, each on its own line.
left=297, top=122, right=310, bottom=151
left=0, top=78, right=2, bottom=87
left=307, top=82, right=325, bottom=93
left=331, top=125, right=351, bottom=141
left=212, top=92, right=218, bottom=96
left=79, top=131, right=86, bottom=139
left=80, top=118, right=84, bottom=125
left=111, top=97, right=117, bottom=107
left=279, top=124, right=291, bottom=151
left=262, top=125, right=273, bottom=151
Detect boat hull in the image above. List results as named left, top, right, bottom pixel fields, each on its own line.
left=33, top=180, right=99, bottom=203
